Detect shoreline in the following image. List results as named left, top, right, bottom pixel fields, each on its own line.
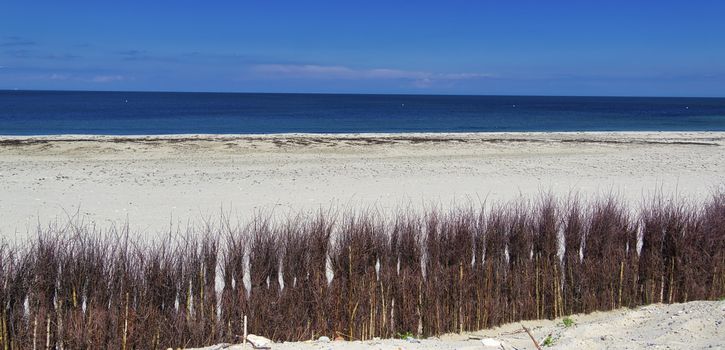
left=1, top=131, right=723, bottom=151
left=2, top=130, right=724, bottom=139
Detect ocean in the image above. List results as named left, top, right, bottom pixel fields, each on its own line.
left=1, top=90, right=724, bottom=135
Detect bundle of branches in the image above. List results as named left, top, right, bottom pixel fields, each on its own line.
left=0, top=191, right=723, bottom=349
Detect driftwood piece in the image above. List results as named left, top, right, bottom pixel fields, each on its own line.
left=522, top=325, right=542, bottom=350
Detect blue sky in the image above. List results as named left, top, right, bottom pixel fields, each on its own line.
left=1, top=0, right=724, bottom=96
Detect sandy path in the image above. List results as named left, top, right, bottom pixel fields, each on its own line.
left=246, top=300, right=723, bottom=349
left=1, top=132, right=723, bottom=238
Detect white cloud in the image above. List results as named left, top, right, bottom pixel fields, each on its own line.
left=49, top=73, right=71, bottom=80
left=252, top=64, right=493, bottom=87
left=412, top=78, right=434, bottom=88
left=91, top=75, right=126, bottom=83
left=254, top=64, right=386, bottom=79
left=19, top=73, right=129, bottom=83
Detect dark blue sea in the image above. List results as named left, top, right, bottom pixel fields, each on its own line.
left=1, top=90, right=724, bottom=135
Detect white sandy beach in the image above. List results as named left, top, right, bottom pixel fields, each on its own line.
left=1, top=131, right=724, bottom=238
left=1, top=131, right=724, bottom=349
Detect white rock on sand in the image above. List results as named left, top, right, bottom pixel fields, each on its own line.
left=246, top=334, right=273, bottom=349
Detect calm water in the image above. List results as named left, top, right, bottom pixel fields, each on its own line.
left=1, top=90, right=724, bottom=135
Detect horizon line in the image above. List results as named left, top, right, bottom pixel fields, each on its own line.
left=1, top=88, right=724, bottom=99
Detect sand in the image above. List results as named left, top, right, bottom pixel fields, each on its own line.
left=1, top=131, right=724, bottom=238
left=260, top=300, right=724, bottom=349
left=181, top=301, right=725, bottom=349
left=2, top=131, right=724, bottom=349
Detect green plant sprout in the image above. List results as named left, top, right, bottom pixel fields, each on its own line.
left=542, top=334, right=555, bottom=347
